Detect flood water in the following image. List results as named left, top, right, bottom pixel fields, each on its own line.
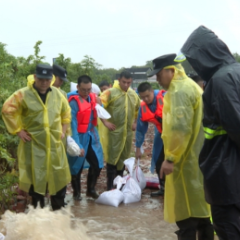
left=67, top=189, right=177, bottom=240
left=65, top=185, right=218, bottom=240
left=1, top=123, right=218, bottom=239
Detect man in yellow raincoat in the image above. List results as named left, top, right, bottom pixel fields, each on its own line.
left=148, top=54, right=213, bottom=240
left=2, top=64, right=71, bottom=211
left=100, top=71, right=140, bottom=190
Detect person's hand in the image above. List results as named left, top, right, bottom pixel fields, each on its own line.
left=17, top=130, right=31, bottom=142
left=79, top=148, right=85, bottom=157
left=103, top=121, right=116, bottom=131
left=96, top=97, right=102, bottom=105
left=61, top=132, right=65, bottom=139
left=132, top=122, right=137, bottom=131
left=160, top=160, right=174, bottom=178
left=135, top=147, right=142, bottom=160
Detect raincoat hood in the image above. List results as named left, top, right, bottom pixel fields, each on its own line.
left=181, top=25, right=236, bottom=81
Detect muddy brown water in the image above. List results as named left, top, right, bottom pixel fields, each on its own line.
left=66, top=188, right=177, bottom=240
left=65, top=169, right=218, bottom=240
left=1, top=124, right=218, bottom=239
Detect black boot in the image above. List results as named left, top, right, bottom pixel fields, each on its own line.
left=32, top=196, right=45, bottom=208
left=86, top=168, right=100, bottom=199
left=151, top=177, right=165, bottom=197
left=107, top=164, right=117, bottom=190
left=71, top=176, right=82, bottom=201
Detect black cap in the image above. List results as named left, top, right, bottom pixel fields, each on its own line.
left=147, top=53, right=178, bottom=77
left=53, top=64, right=68, bottom=82
left=36, top=64, right=53, bottom=79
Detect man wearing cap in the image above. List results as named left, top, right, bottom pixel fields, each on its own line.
left=2, top=64, right=71, bottom=211
left=148, top=54, right=213, bottom=239
left=135, top=82, right=165, bottom=197
left=52, top=64, right=68, bottom=98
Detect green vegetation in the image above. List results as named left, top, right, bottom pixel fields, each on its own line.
left=1, top=40, right=240, bottom=213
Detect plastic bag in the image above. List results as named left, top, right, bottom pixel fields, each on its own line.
left=95, top=104, right=111, bottom=119
left=124, top=157, right=146, bottom=190
left=95, top=176, right=125, bottom=207
left=122, top=176, right=141, bottom=204
left=66, top=136, right=81, bottom=157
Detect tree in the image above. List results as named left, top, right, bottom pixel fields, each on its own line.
left=55, top=53, right=71, bottom=69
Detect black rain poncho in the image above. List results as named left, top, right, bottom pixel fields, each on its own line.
left=181, top=25, right=240, bottom=205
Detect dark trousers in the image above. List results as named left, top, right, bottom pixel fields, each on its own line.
left=156, top=146, right=165, bottom=174
left=72, top=138, right=102, bottom=181
left=175, top=217, right=214, bottom=240
left=211, top=203, right=240, bottom=240
left=85, top=138, right=101, bottom=176
left=106, top=163, right=125, bottom=190
left=29, top=185, right=66, bottom=211
left=72, top=138, right=101, bottom=195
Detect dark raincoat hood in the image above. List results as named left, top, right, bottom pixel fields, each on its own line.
left=181, top=25, right=236, bottom=81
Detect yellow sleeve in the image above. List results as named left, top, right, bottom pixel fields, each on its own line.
left=61, top=96, right=71, bottom=124
left=100, top=89, right=111, bottom=108
left=163, top=91, right=195, bottom=163
left=1, top=91, right=24, bottom=135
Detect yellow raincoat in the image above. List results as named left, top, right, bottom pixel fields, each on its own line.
left=162, top=64, right=210, bottom=223
left=100, top=81, right=140, bottom=170
left=2, top=80, right=71, bottom=195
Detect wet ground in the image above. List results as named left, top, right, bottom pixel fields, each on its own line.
left=2, top=124, right=218, bottom=239
left=64, top=124, right=218, bottom=240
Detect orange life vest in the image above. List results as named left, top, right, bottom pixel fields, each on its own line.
left=140, top=90, right=165, bottom=133
left=68, top=93, right=97, bottom=133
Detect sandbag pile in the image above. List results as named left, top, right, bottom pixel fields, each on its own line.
left=96, top=157, right=146, bottom=207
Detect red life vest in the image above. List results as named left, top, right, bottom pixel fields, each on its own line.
left=68, top=93, right=97, bottom=133
left=140, top=90, right=165, bottom=133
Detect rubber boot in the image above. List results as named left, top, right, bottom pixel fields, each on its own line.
left=151, top=176, right=165, bottom=197
left=32, top=196, right=45, bottom=208
left=107, top=164, right=117, bottom=190
left=86, top=168, right=100, bottom=199
left=71, top=176, right=82, bottom=201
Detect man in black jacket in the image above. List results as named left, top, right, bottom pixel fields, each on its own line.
left=179, top=25, right=240, bottom=240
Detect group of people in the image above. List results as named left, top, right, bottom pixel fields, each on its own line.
left=2, top=25, right=240, bottom=240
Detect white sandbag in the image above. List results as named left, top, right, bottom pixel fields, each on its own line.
left=95, top=176, right=125, bottom=207
left=66, top=136, right=81, bottom=157
left=124, top=157, right=146, bottom=190
left=123, top=157, right=136, bottom=176
left=95, top=189, right=124, bottom=207
left=113, top=175, right=127, bottom=188
left=122, top=176, right=141, bottom=204
left=95, top=104, right=111, bottom=119
left=132, top=159, right=146, bottom=190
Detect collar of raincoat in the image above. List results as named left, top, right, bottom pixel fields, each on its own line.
left=27, top=74, right=56, bottom=88
left=163, top=64, right=187, bottom=82
left=112, top=79, right=132, bottom=93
